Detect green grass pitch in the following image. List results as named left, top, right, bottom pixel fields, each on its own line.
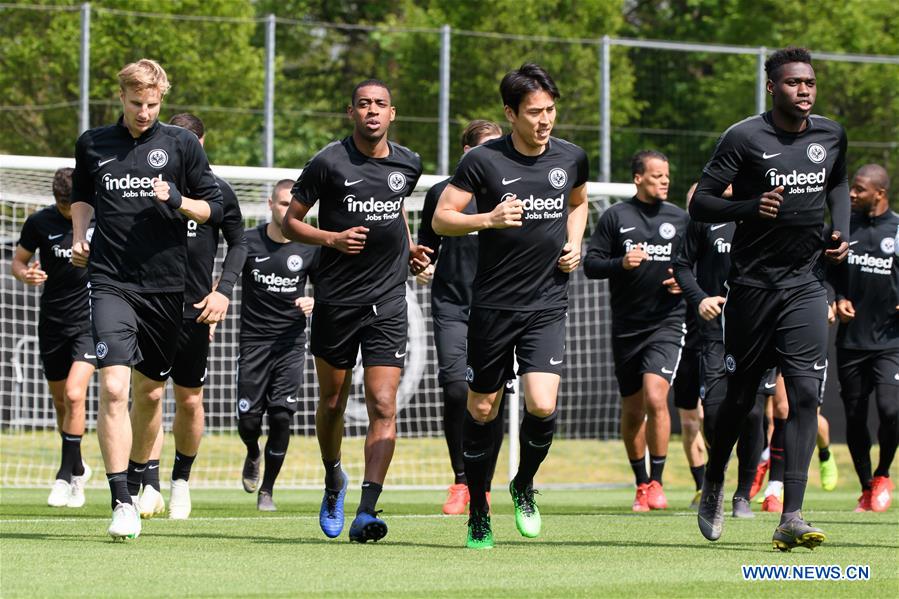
left=1, top=484, right=896, bottom=597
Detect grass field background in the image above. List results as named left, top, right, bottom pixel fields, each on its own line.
left=1, top=440, right=897, bottom=597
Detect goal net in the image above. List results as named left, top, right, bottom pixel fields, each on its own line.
left=0, top=154, right=635, bottom=489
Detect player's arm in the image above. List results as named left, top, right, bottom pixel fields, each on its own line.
left=167, top=135, right=224, bottom=225
left=672, top=220, right=717, bottom=316
left=11, top=246, right=46, bottom=286
left=403, top=206, right=433, bottom=275
left=583, top=208, right=628, bottom=279
left=433, top=184, right=522, bottom=236
left=152, top=177, right=216, bottom=224
left=415, top=184, right=442, bottom=284
left=558, top=183, right=588, bottom=273
left=70, top=202, right=94, bottom=268
left=823, top=129, right=850, bottom=264
left=196, top=188, right=247, bottom=324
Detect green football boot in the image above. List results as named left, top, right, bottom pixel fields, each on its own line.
left=509, top=481, right=541, bottom=538
left=819, top=452, right=839, bottom=491
left=466, top=508, right=494, bottom=549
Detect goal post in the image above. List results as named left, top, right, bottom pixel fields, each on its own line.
left=1, top=154, right=635, bottom=489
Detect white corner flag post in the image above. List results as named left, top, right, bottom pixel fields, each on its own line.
left=508, top=359, right=521, bottom=481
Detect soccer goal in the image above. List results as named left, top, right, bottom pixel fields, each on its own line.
left=0, top=154, right=635, bottom=489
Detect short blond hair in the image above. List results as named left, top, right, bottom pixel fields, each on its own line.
left=117, top=59, right=171, bottom=95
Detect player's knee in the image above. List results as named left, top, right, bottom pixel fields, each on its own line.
left=176, top=391, right=204, bottom=416
left=267, top=408, right=292, bottom=431
left=101, top=377, right=130, bottom=403
left=63, top=384, right=86, bottom=408
left=877, top=386, right=899, bottom=423
left=526, top=404, right=555, bottom=419
left=468, top=400, right=495, bottom=423
left=367, top=397, right=396, bottom=423
left=681, top=417, right=701, bottom=437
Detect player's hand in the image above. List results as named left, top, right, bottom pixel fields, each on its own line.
left=836, top=298, right=855, bottom=323
left=698, top=295, right=726, bottom=321
left=194, top=290, right=230, bottom=324
left=71, top=240, right=90, bottom=268
left=824, top=231, right=849, bottom=264
left=487, top=195, right=523, bottom=229
left=758, top=185, right=784, bottom=219
left=827, top=301, right=837, bottom=325
left=295, top=296, right=314, bottom=316
left=208, top=321, right=218, bottom=342
left=662, top=267, right=682, bottom=294
left=557, top=242, right=581, bottom=273
left=409, top=244, right=434, bottom=275
left=330, top=226, right=369, bottom=254
left=20, top=261, right=48, bottom=286
left=621, top=244, right=648, bottom=270
left=416, top=263, right=435, bottom=285
left=152, top=177, right=182, bottom=208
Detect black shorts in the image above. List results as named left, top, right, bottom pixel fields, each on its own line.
left=38, top=321, right=96, bottom=381
left=673, top=346, right=701, bottom=410
left=757, top=367, right=778, bottom=396
left=170, top=319, right=210, bottom=389
left=433, top=309, right=468, bottom=386
left=466, top=306, right=567, bottom=394
left=310, top=295, right=407, bottom=369
left=722, top=282, right=828, bottom=381
left=837, top=348, right=899, bottom=400
left=236, top=342, right=305, bottom=418
left=612, top=316, right=685, bottom=397
left=89, top=284, right=182, bottom=381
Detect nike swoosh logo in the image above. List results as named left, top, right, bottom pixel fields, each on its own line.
left=98, top=157, right=116, bottom=167
left=619, top=226, right=636, bottom=233
left=160, top=367, right=173, bottom=377
left=549, top=358, right=563, bottom=365
left=661, top=367, right=674, bottom=374
left=254, top=256, right=271, bottom=262
left=710, top=224, right=728, bottom=231
left=502, top=177, right=521, bottom=185
left=894, top=373, right=899, bottom=381
left=344, top=179, right=363, bottom=186
left=48, top=233, right=64, bottom=240
left=813, top=362, right=827, bottom=371
left=762, top=152, right=781, bottom=159
left=200, top=368, right=207, bottom=383
left=395, top=350, right=407, bottom=358
left=147, top=464, right=159, bottom=470
left=849, top=240, right=859, bottom=246
left=83, top=353, right=96, bottom=360
left=285, top=397, right=298, bottom=404
left=765, top=382, right=777, bottom=389
left=463, top=451, right=487, bottom=459
left=528, top=440, right=552, bottom=448
left=268, top=451, right=286, bottom=457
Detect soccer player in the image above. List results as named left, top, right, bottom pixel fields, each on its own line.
left=834, top=163, right=898, bottom=513
left=12, top=167, right=96, bottom=508
left=674, top=183, right=766, bottom=518
left=134, top=113, right=247, bottom=520
left=585, top=150, right=687, bottom=513
left=70, top=59, right=223, bottom=540
left=283, top=79, right=429, bottom=542
left=417, top=119, right=505, bottom=514
left=434, top=63, right=589, bottom=549
left=690, top=47, right=849, bottom=551
left=237, top=180, right=317, bottom=512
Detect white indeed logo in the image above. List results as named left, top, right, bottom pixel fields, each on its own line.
left=766, top=167, right=826, bottom=189
left=548, top=168, right=568, bottom=189
left=343, top=195, right=402, bottom=216
left=806, top=143, right=826, bottom=164
left=387, top=171, right=406, bottom=192
left=501, top=192, right=565, bottom=220
left=251, top=269, right=301, bottom=287
left=713, top=237, right=731, bottom=254
left=147, top=149, right=168, bottom=168
left=103, top=172, right=155, bottom=191
left=52, top=244, right=72, bottom=258
left=623, top=239, right=672, bottom=257
left=287, top=255, right=303, bottom=272
left=848, top=251, right=893, bottom=271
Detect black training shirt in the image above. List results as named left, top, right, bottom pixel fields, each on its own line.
left=833, top=210, right=899, bottom=350
left=71, top=118, right=223, bottom=293
left=417, top=178, right=479, bottom=316
left=449, top=135, right=589, bottom=311
left=239, top=223, right=319, bottom=345
left=183, top=176, right=247, bottom=319
left=584, top=197, right=688, bottom=334
left=291, top=137, right=421, bottom=306
left=17, top=206, right=93, bottom=329
left=673, top=219, right=736, bottom=342
left=691, top=112, right=849, bottom=289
